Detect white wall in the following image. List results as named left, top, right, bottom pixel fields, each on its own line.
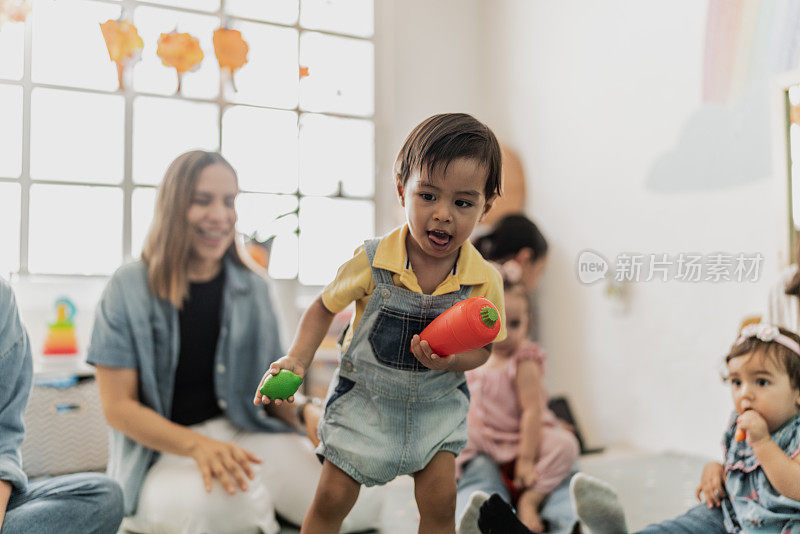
left=479, top=0, right=788, bottom=458
left=373, top=0, right=490, bottom=232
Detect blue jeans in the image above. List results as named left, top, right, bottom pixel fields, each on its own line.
left=456, top=454, right=578, bottom=534
left=3, top=472, right=124, bottom=534
left=635, top=503, right=727, bottom=533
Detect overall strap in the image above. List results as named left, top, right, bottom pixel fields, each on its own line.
left=456, top=283, right=472, bottom=300
left=363, top=237, right=395, bottom=286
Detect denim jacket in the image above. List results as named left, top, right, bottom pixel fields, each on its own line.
left=0, top=279, right=32, bottom=493
left=86, top=258, right=291, bottom=515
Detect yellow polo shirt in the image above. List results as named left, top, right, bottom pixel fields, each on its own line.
left=321, top=225, right=507, bottom=352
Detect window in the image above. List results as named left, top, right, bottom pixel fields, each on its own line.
left=0, top=0, right=374, bottom=285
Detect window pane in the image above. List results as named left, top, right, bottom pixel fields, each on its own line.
left=299, top=113, right=373, bottom=196
left=236, top=193, right=298, bottom=279
left=222, top=106, right=297, bottom=193
left=31, top=88, right=124, bottom=183
left=145, top=0, right=219, bottom=12
left=299, top=197, right=373, bottom=285
left=133, top=96, right=219, bottom=185
left=29, top=185, right=122, bottom=275
left=300, top=0, right=373, bottom=38
left=133, top=7, right=219, bottom=98
left=299, top=32, right=373, bottom=116
left=32, top=0, right=120, bottom=90
left=0, top=20, right=24, bottom=80
left=226, top=0, right=298, bottom=25
left=0, top=183, right=20, bottom=276
left=224, top=21, right=298, bottom=110
left=132, top=187, right=157, bottom=258
left=0, top=86, right=22, bottom=178
left=267, top=230, right=298, bottom=280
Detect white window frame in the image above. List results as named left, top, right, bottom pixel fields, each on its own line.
left=0, top=0, right=375, bottom=280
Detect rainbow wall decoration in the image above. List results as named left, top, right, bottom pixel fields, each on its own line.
left=704, top=0, right=800, bottom=102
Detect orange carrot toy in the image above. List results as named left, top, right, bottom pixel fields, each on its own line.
left=735, top=426, right=746, bottom=442
left=419, top=297, right=501, bottom=356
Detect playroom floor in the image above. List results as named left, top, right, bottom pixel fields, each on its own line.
left=277, top=448, right=711, bottom=533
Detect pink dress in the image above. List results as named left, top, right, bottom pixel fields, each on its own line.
left=457, top=341, right=579, bottom=495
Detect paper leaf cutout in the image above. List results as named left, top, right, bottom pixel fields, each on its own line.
left=99, top=19, right=143, bottom=90
left=213, top=27, right=248, bottom=91
left=0, top=0, right=31, bottom=29
left=213, top=28, right=248, bottom=71
left=157, top=30, right=204, bottom=93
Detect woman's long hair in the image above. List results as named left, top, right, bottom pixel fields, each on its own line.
left=141, top=150, right=249, bottom=308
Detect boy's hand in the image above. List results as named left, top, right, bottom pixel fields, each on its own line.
left=737, top=410, right=769, bottom=445
left=254, top=356, right=306, bottom=406
left=411, top=335, right=455, bottom=371
left=514, top=457, right=538, bottom=490
left=695, top=461, right=726, bottom=508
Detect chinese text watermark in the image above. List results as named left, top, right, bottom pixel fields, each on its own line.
left=577, top=250, right=763, bottom=284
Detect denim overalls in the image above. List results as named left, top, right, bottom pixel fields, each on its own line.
left=721, top=412, right=800, bottom=533
left=316, top=238, right=473, bottom=486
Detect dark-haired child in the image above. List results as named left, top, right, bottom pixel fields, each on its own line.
left=456, top=281, right=578, bottom=533
left=255, top=113, right=508, bottom=533
left=572, top=324, right=800, bottom=533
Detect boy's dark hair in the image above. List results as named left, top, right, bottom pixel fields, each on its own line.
left=394, top=113, right=502, bottom=200
left=474, top=214, right=548, bottom=262
left=725, top=326, right=800, bottom=391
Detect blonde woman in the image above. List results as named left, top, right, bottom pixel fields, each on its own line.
left=88, top=151, right=382, bottom=533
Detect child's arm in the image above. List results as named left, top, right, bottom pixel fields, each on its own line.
left=514, top=358, right=543, bottom=489
left=254, top=295, right=335, bottom=405
left=409, top=335, right=491, bottom=371
left=751, top=440, right=800, bottom=500
left=738, top=409, right=800, bottom=500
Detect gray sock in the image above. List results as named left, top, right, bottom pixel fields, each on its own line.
left=569, top=473, right=628, bottom=534
left=457, top=491, right=490, bottom=534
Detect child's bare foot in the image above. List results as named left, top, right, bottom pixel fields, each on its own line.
left=516, top=489, right=546, bottom=533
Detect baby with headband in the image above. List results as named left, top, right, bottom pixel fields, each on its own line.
left=570, top=323, right=800, bottom=534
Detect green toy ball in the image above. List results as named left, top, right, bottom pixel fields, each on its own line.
left=259, top=370, right=303, bottom=400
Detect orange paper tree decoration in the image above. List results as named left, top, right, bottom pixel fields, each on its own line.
left=157, top=31, right=204, bottom=93
left=99, top=19, right=144, bottom=91
left=213, top=27, right=248, bottom=91
left=0, top=0, right=31, bottom=29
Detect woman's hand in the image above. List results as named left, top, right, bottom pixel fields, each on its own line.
left=254, top=356, right=306, bottom=406
left=513, top=457, right=538, bottom=490
left=410, top=335, right=455, bottom=371
left=695, top=461, right=726, bottom=508
left=188, top=435, right=262, bottom=494
left=737, top=410, right=770, bottom=445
